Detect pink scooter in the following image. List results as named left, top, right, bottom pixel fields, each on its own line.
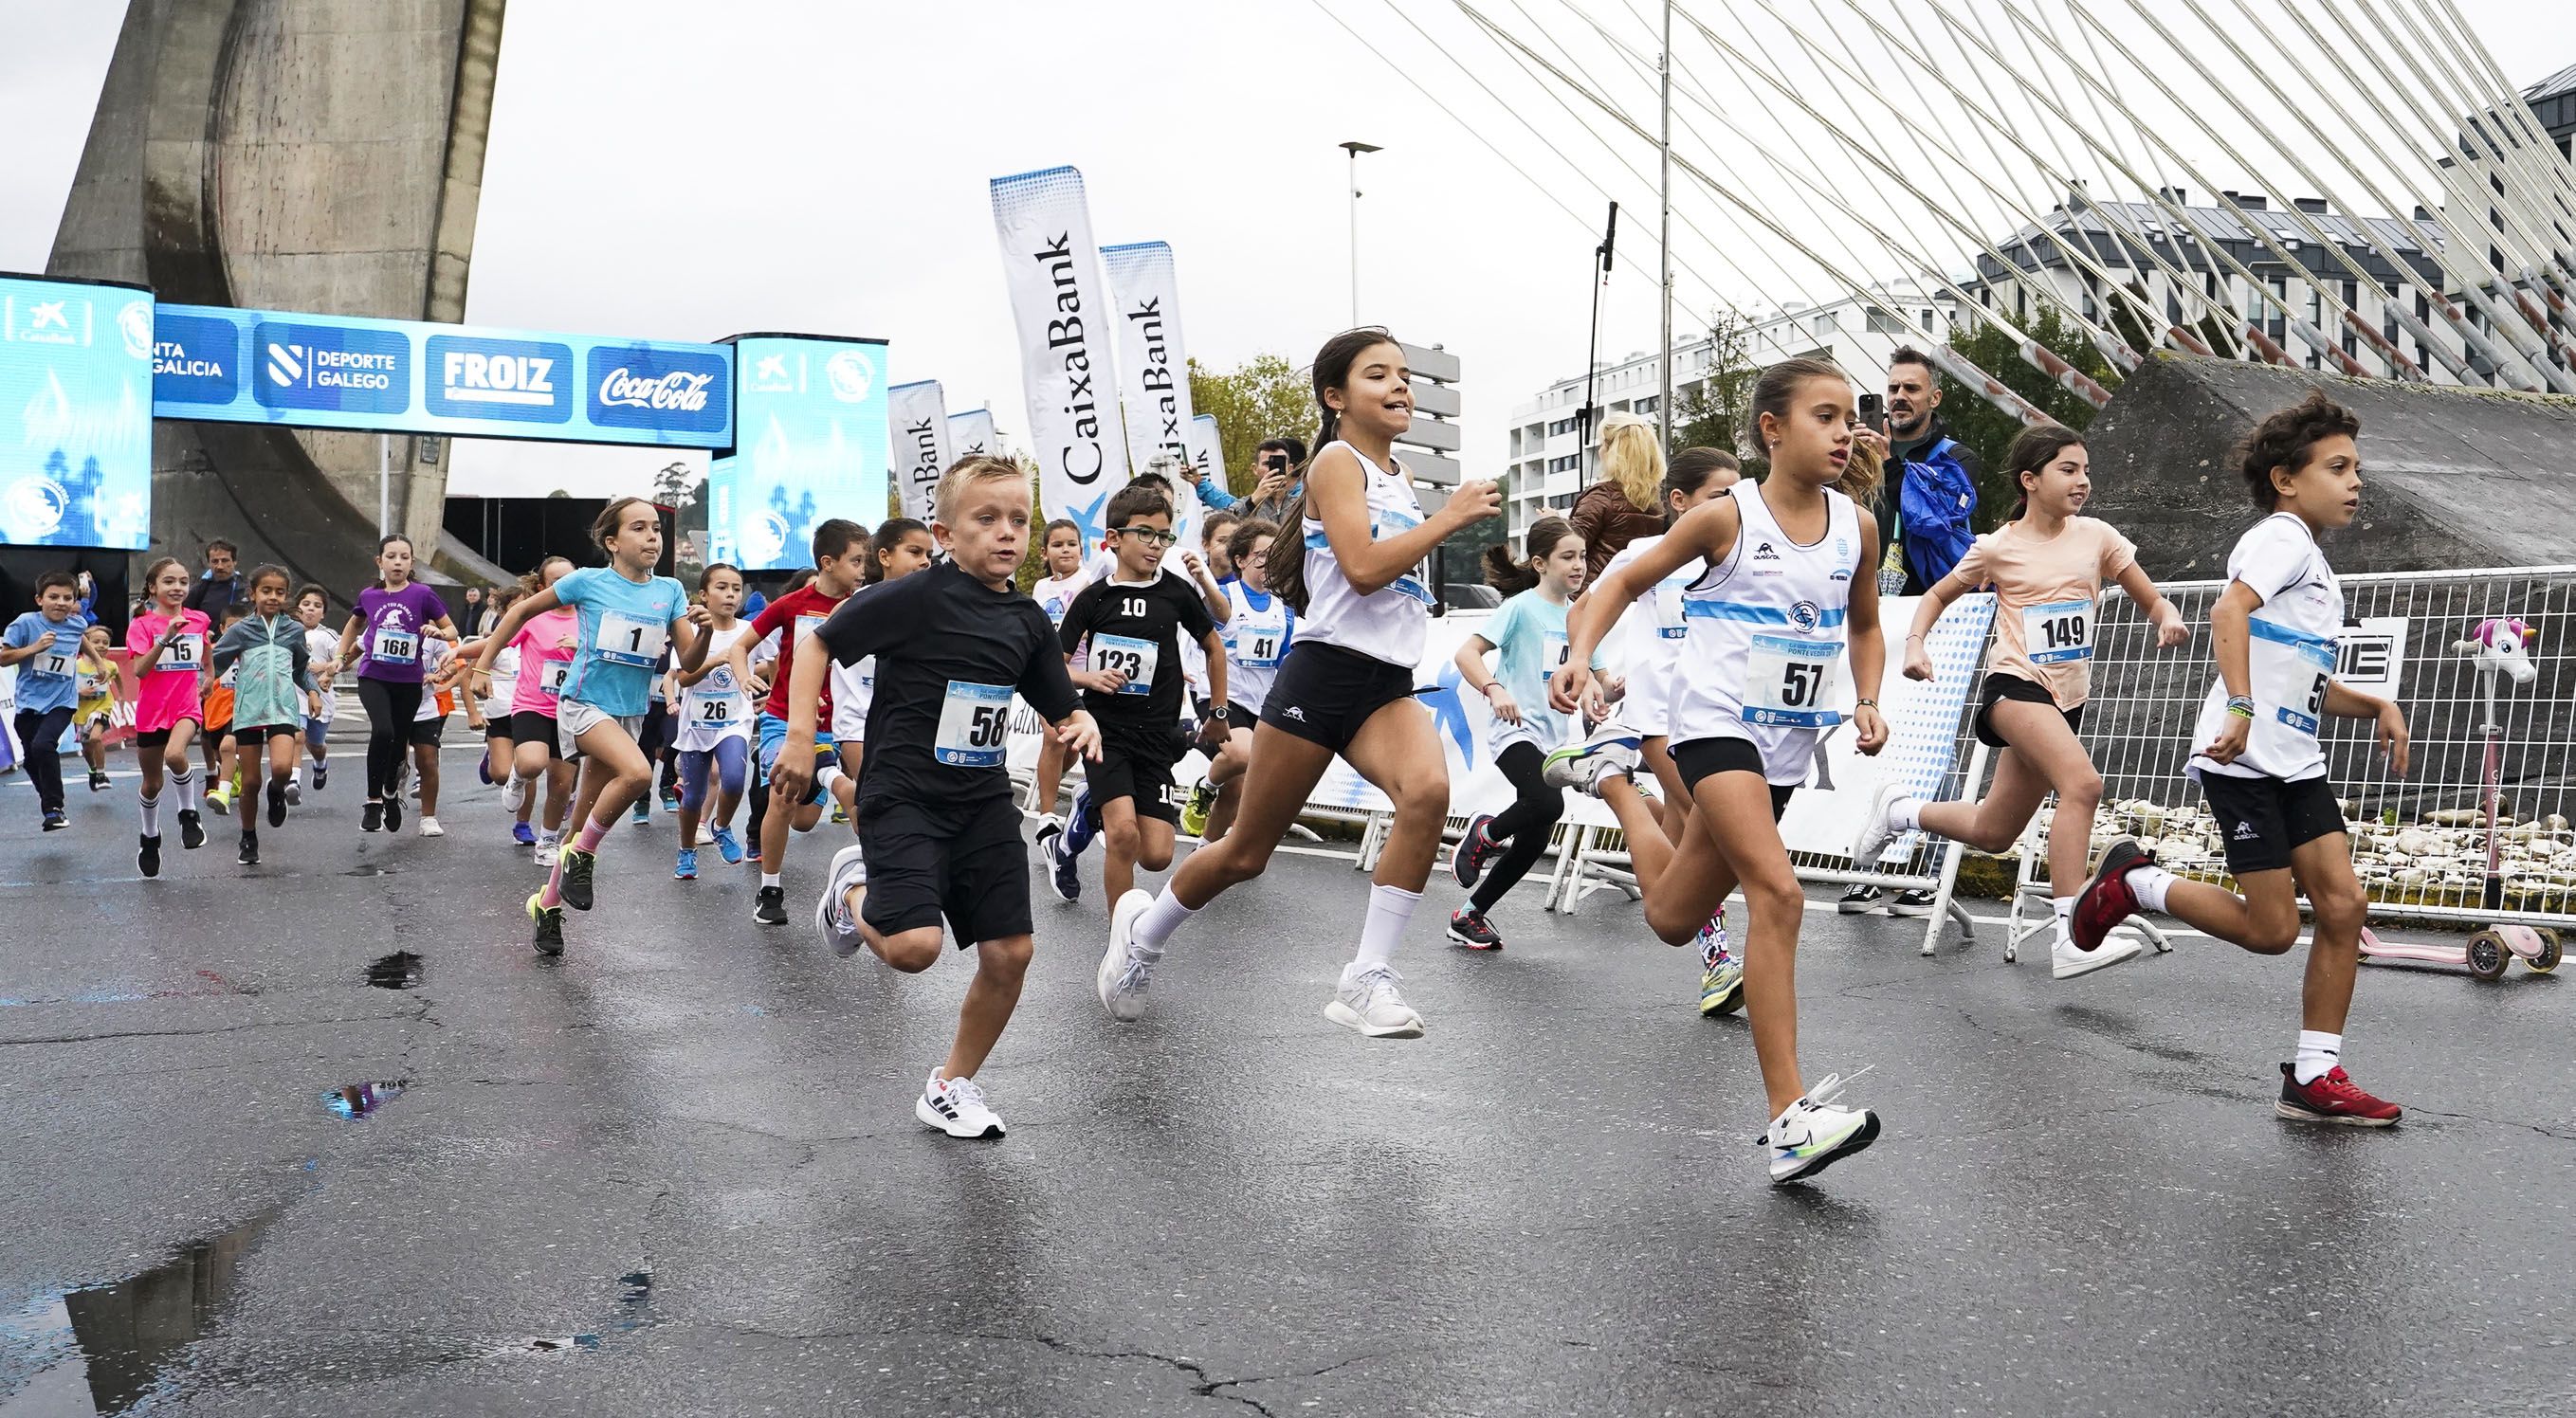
left=2360, top=617, right=2562, bottom=980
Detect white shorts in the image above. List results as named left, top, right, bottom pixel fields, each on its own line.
left=557, top=700, right=644, bottom=760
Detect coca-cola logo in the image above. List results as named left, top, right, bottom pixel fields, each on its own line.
left=597, top=368, right=715, bottom=411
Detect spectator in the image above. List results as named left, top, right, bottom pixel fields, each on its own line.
left=183, top=539, right=246, bottom=615
left=463, top=586, right=487, bottom=634
left=1568, top=411, right=1666, bottom=583
left=1875, top=347, right=1982, bottom=596
left=1233, top=437, right=1306, bottom=524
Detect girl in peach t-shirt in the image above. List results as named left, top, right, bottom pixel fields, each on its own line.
left=1849, top=426, right=2189, bottom=979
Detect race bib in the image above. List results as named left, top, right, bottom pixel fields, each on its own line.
left=78, top=671, right=107, bottom=699
left=2252, top=620, right=2335, bottom=738
left=29, top=645, right=75, bottom=679
left=1371, top=508, right=1438, bottom=607
left=218, top=663, right=238, bottom=689
left=933, top=680, right=1013, bottom=767
left=1653, top=578, right=1690, bottom=640
left=1093, top=633, right=1158, bottom=695
left=594, top=610, right=667, bottom=668
left=1542, top=629, right=1570, bottom=683
left=1743, top=633, right=1842, bottom=727
left=371, top=626, right=419, bottom=666
left=162, top=634, right=204, bottom=672
left=2022, top=598, right=2092, bottom=665
left=696, top=698, right=737, bottom=726
left=1237, top=628, right=1286, bottom=668
left=539, top=659, right=570, bottom=698
left=793, top=613, right=826, bottom=646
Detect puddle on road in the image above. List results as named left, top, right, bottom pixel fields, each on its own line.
left=505, top=1269, right=656, bottom=1356
left=0, top=1208, right=278, bottom=1415
left=321, top=1080, right=409, bottom=1120
left=364, top=953, right=424, bottom=991
left=340, top=864, right=393, bottom=878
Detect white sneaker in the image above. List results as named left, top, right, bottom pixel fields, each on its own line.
left=697, top=825, right=717, bottom=846
left=1851, top=780, right=1910, bottom=867
left=816, top=843, right=868, bottom=958
left=1325, top=963, right=1426, bottom=1038
left=417, top=816, right=444, bottom=838
left=2051, top=928, right=2145, bottom=980
left=1541, top=725, right=1641, bottom=795
left=502, top=773, right=528, bottom=814
left=915, top=1069, right=1005, bottom=1138
left=534, top=838, right=561, bottom=867
left=1763, top=1071, right=1882, bottom=1185
left=283, top=778, right=303, bottom=808
left=1097, top=890, right=1160, bottom=1022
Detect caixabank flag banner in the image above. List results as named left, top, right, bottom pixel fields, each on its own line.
left=990, top=166, right=1130, bottom=544
left=708, top=335, right=890, bottom=572
left=1101, top=242, right=1202, bottom=554
left=0, top=273, right=155, bottom=551
left=149, top=303, right=735, bottom=449
left=947, top=408, right=997, bottom=460
left=887, top=380, right=952, bottom=523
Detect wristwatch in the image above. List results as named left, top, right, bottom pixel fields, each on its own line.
left=1206, top=705, right=1230, bottom=721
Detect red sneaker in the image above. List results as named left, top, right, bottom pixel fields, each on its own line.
left=2275, top=1064, right=2402, bottom=1127
left=2069, top=837, right=2150, bottom=953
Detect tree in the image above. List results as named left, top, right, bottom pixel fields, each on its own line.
left=1188, top=354, right=1312, bottom=494
left=1666, top=308, right=1766, bottom=480
left=1936, top=307, right=2121, bottom=531
left=650, top=460, right=702, bottom=511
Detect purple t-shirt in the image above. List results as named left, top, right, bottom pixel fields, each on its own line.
left=355, top=582, right=450, bottom=683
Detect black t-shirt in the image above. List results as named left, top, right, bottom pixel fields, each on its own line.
left=1059, top=572, right=1216, bottom=724
left=814, top=562, right=1078, bottom=809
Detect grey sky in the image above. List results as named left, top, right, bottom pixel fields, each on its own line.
left=6, top=1, right=2573, bottom=500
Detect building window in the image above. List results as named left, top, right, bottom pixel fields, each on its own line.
left=1920, top=308, right=1934, bottom=331
left=1866, top=309, right=1906, bottom=334
left=1812, top=312, right=1836, bottom=336
left=1635, top=395, right=1658, bottom=415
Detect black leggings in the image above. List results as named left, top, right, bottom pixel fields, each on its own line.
left=13, top=706, right=72, bottom=813
left=356, top=678, right=423, bottom=801
left=1472, top=740, right=1567, bottom=912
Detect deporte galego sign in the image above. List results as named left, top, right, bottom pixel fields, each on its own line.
left=150, top=303, right=735, bottom=448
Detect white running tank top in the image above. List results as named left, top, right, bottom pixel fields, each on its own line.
left=1297, top=441, right=1433, bottom=667
left=1221, top=580, right=1293, bottom=714
left=675, top=622, right=755, bottom=752
left=1670, top=481, right=1865, bottom=784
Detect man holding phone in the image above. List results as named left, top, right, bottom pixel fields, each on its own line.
left=1234, top=437, right=1306, bottom=523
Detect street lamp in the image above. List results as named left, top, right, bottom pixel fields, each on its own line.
left=1340, top=140, right=1380, bottom=327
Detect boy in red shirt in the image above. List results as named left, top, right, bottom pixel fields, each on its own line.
left=746, top=518, right=868, bottom=925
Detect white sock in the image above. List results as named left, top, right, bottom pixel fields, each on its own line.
left=1890, top=795, right=1925, bottom=832
left=1353, top=883, right=1422, bottom=973
left=761, top=871, right=782, bottom=890
left=138, top=791, right=161, bottom=837
left=2293, top=1029, right=2343, bottom=1084
left=2126, top=864, right=2176, bottom=915
left=2051, top=894, right=2074, bottom=944
left=815, top=764, right=846, bottom=796
left=170, top=766, right=199, bottom=811
left=1131, top=890, right=1198, bottom=953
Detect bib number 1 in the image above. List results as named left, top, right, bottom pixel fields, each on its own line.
left=595, top=611, right=667, bottom=668
left=934, top=681, right=1014, bottom=767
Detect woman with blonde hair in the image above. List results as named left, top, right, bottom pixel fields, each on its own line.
left=1569, top=410, right=1669, bottom=583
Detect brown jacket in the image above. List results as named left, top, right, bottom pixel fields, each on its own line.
left=1569, top=481, right=1666, bottom=583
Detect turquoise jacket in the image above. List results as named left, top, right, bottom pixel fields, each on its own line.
left=210, top=611, right=318, bottom=730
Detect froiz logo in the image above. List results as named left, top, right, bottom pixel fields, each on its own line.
left=597, top=367, right=714, bottom=411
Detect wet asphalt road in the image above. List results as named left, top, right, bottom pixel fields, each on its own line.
left=1, top=745, right=2571, bottom=1417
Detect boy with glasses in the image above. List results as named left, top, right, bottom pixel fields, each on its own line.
left=1050, top=484, right=1228, bottom=921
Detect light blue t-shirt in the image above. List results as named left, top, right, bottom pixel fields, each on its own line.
left=5, top=610, right=90, bottom=715
left=555, top=567, right=686, bottom=718
left=1483, top=590, right=1600, bottom=716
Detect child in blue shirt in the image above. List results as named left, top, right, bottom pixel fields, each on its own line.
left=2, top=572, right=91, bottom=828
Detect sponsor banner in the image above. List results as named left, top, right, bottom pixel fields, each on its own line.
left=887, top=380, right=953, bottom=523
left=990, top=166, right=1130, bottom=543
left=947, top=408, right=998, bottom=460
left=0, top=274, right=154, bottom=550
left=708, top=335, right=889, bottom=573
left=2335, top=616, right=2407, bottom=698
left=150, top=303, right=734, bottom=448
left=1102, top=242, right=1202, bottom=555
left=1187, top=413, right=1224, bottom=491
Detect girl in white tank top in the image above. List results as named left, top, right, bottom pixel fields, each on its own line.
left=1549, top=357, right=1893, bottom=1187
left=1097, top=330, right=1501, bottom=1044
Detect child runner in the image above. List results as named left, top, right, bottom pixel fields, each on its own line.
left=783, top=455, right=1100, bottom=1137
left=470, top=585, right=520, bottom=796
left=1545, top=356, right=1893, bottom=1185
left=2071, top=391, right=2409, bottom=1126
left=333, top=535, right=454, bottom=835
left=1025, top=518, right=1094, bottom=826
left=207, top=565, right=321, bottom=865
left=633, top=654, right=673, bottom=825
left=1, top=571, right=91, bottom=829
left=1177, top=507, right=1243, bottom=741
left=76, top=625, right=119, bottom=793
left=470, top=498, right=711, bottom=955
left=1445, top=516, right=1608, bottom=950
left=407, top=630, right=458, bottom=836
left=1050, top=483, right=1230, bottom=917
left=825, top=518, right=938, bottom=841
left=502, top=557, right=579, bottom=858
left=124, top=556, right=213, bottom=876
left=200, top=604, right=246, bottom=815
left=670, top=563, right=757, bottom=880
left=1095, top=328, right=1501, bottom=1037
left=1850, top=425, right=2189, bottom=979
left=745, top=519, right=868, bottom=925
left=1588, top=449, right=1743, bottom=1012
left=292, top=586, right=338, bottom=795
left=1180, top=518, right=1289, bottom=843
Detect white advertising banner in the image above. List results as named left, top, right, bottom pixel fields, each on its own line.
left=947, top=408, right=998, bottom=460
left=887, top=380, right=953, bottom=523
left=990, top=166, right=1131, bottom=545
left=1100, top=242, right=1202, bottom=554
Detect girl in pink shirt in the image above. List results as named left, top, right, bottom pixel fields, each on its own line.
left=502, top=556, right=579, bottom=859
left=122, top=555, right=214, bottom=877
left=1849, top=426, right=2189, bottom=979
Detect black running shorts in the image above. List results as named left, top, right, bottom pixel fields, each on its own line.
left=1973, top=674, right=2086, bottom=751
left=1672, top=736, right=1795, bottom=821
left=1258, top=642, right=1416, bottom=753
left=857, top=795, right=1032, bottom=947
left=1088, top=719, right=1184, bottom=825
left=2198, top=772, right=2346, bottom=877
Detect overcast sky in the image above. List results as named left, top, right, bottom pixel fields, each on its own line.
left=6, top=0, right=2574, bottom=500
